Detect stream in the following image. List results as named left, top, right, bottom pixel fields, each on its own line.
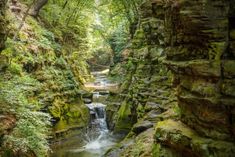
left=50, top=70, right=120, bottom=157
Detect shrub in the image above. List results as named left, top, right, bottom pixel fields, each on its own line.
left=0, top=76, right=51, bottom=157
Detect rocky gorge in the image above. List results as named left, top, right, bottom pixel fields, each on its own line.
left=0, top=0, right=235, bottom=157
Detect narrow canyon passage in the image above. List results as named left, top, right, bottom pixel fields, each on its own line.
left=0, top=0, right=235, bottom=157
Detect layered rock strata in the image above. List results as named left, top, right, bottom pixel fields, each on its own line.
left=106, top=0, right=235, bottom=156
left=152, top=0, right=235, bottom=156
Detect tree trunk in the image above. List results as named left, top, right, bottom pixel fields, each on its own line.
left=14, top=1, right=35, bottom=40
left=0, top=0, right=8, bottom=51
left=30, top=0, right=48, bottom=17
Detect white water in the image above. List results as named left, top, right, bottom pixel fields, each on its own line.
left=83, top=99, right=111, bottom=150
left=51, top=71, right=119, bottom=157
left=70, top=97, right=116, bottom=156
left=70, top=73, right=116, bottom=156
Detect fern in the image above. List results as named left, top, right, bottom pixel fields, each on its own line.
left=0, top=76, right=51, bottom=156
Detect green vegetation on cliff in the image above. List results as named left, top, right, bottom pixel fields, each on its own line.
left=0, top=0, right=235, bottom=157
left=0, top=0, right=95, bottom=156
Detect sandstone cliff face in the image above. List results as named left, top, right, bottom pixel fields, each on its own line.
left=154, top=0, right=235, bottom=156
left=163, top=0, right=235, bottom=140
left=107, top=0, right=235, bottom=156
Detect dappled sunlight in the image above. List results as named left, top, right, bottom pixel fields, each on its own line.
left=0, top=0, right=235, bottom=157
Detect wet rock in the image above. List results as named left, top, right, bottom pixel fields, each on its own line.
left=51, top=103, right=90, bottom=132
left=164, top=60, right=221, bottom=77
left=144, top=110, right=162, bottom=123
left=81, top=92, right=93, bottom=99
left=106, top=102, right=121, bottom=130
left=104, top=139, right=134, bottom=157
left=132, top=120, right=153, bottom=134
left=160, top=0, right=235, bottom=153
left=105, top=128, right=155, bottom=157
left=109, top=0, right=235, bottom=156
left=98, top=90, right=109, bottom=95
left=83, top=98, right=92, bottom=104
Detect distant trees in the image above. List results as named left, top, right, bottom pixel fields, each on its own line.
left=89, top=0, right=143, bottom=65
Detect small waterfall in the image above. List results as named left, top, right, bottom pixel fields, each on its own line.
left=83, top=93, right=111, bottom=151
left=50, top=70, right=119, bottom=157
left=86, top=102, right=108, bottom=133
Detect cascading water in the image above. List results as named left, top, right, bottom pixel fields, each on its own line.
left=71, top=74, right=117, bottom=156
left=50, top=70, right=119, bottom=157
left=84, top=102, right=112, bottom=151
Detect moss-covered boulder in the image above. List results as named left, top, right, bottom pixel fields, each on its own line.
left=154, top=120, right=235, bottom=157
left=105, top=128, right=155, bottom=157
left=51, top=102, right=90, bottom=132
left=114, top=100, right=137, bottom=134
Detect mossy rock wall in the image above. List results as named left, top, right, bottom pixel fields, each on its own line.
left=108, top=16, right=175, bottom=135
left=162, top=0, right=235, bottom=140
left=106, top=0, right=177, bottom=155
left=108, top=0, right=235, bottom=156
left=146, top=0, right=235, bottom=156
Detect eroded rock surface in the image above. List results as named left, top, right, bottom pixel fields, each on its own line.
left=106, top=0, right=235, bottom=156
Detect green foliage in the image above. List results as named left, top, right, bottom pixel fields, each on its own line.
left=40, top=0, right=94, bottom=52
left=1, top=0, right=146, bottom=156
left=86, top=0, right=143, bottom=67
left=107, top=22, right=130, bottom=63
left=7, top=62, right=22, bottom=75
left=173, top=103, right=181, bottom=116
left=0, top=76, right=51, bottom=157
left=125, top=60, right=135, bottom=70
left=4, top=111, right=51, bottom=157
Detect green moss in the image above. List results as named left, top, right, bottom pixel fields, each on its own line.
left=172, top=104, right=181, bottom=116
left=152, top=144, right=161, bottom=157
left=155, top=120, right=235, bottom=157
left=2, top=149, right=14, bottom=157
left=53, top=102, right=89, bottom=132
left=137, top=103, right=145, bottom=118
left=117, top=101, right=131, bottom=119
left=209, top=42, right=225, bottom=60
left=223, top=60, right=235, bottom=77
left=49, top=105, right=61, bottom=118
left=54, top=119, right=68, bottom=131
left=189, top=79, right=218, bottom=97
left=0, top=54, right=9, bottom=71
left=7, top=62, right=22, bottom=75
left=221, top=79, right=235, bottom=97
left=114, top=101, right=134, bottom=133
